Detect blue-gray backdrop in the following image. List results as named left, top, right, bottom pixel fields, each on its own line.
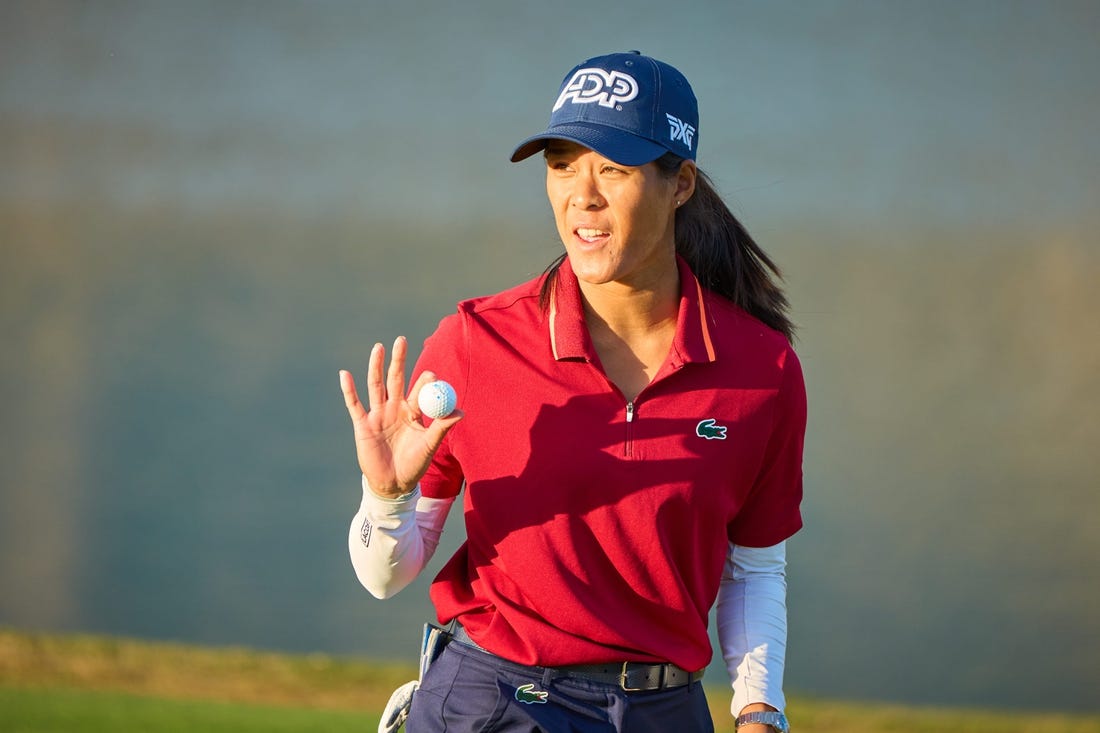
left=2, top=0, right=1098, bottom=712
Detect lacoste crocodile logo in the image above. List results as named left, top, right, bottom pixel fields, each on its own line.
left=514, top=683, right=549, bottom=704
left=696, top=418, right=728, bottom=440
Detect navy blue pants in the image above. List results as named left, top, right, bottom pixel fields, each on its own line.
left=406, top=637, right=714, bottom=733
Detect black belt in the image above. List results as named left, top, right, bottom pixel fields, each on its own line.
left=452, top=625, right=705, bottom=693
left=557, top=660, right=706, bottom=692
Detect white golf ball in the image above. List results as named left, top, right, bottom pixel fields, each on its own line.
left=417, top=380, right=457, bottom=419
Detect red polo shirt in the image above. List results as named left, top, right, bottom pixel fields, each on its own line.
left=412, top=256, right=805, bottom=672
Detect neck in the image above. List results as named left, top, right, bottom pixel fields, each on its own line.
left=577, top=266, right=680, bottom=340
left=576, top=262, right=681, bottom=401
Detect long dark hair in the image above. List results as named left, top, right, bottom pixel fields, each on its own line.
left=538, top=152, right=795, bottom=343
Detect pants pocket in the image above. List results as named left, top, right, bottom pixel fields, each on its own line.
left=407, top=646, right=509, bottom=733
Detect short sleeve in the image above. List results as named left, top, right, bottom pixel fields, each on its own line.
left=727, top=345, right=806, bottom=547
left=412, top=311, right=468, bottom=500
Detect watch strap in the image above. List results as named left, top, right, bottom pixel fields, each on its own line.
left=735, top=710, right=790, bottom=732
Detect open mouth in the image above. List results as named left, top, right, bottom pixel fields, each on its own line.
left=575, top=227, right=610, bottom=243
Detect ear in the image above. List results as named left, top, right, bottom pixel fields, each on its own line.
left=674, top=160, right=697, bottom=205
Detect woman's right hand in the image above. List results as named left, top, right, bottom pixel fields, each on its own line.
left=338, top=336, right=463, bottom=499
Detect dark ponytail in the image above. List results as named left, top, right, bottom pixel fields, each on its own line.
left=659, top=154, right=794, bottom=342
left=539, top=153, right=795, bottom=343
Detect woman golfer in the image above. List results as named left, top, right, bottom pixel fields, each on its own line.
left=341, top=51, right=805, bottom=733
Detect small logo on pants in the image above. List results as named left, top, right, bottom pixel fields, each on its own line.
left=514, top=683, right=549, bottom=704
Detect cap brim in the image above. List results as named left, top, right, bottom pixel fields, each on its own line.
left=510, top=123, right=669, bottom=166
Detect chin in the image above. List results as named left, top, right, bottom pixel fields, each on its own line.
left=568, top=258, right=618, bottom=286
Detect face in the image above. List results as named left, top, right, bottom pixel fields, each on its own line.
left=544, top=141, right=695, bottom=292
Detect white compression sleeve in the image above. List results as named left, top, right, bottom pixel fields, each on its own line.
left=347, top=475, right=455, bottom=599
left=716, top=541, right=789, bottom=716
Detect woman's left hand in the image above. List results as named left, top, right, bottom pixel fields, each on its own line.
left=339, top=336, right=463, bottom=498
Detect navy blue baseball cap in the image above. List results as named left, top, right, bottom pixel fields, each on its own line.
left=510, top=51, right=699, bottom=166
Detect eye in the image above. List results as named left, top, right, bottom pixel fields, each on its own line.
left=600, top=165, right=625, bottom=175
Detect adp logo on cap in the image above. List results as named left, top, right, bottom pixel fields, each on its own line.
left=510, top=51, right=699, bottom=166
left=552, top=68, right=639, bottom=111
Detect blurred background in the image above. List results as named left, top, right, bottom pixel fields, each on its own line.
left=2, top=0, right=1097, bottom=713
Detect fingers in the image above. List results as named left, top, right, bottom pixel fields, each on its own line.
left=338, top=369, right=366, bottom=418
left=386, top=336, right=408, bottom=409
left=365, top=342, right=386, bottom=412
left=422, top=408, right=464, bottom=452
left=359, top=337, right=410, bottom=416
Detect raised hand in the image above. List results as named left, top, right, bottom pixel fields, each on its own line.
left=338, top=336, right=463, bottom=499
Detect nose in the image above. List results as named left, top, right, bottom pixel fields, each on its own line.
left=570, top=171, right=605, bottom=209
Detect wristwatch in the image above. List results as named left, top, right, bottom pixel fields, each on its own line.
left=735, top=710, right=790, bottom=732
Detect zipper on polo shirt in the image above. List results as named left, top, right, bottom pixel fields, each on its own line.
left=625, top=401, right=635, bottom=458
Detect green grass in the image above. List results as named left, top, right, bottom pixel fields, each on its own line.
left=0, top=686, right=377, bottom=733
left=2, top=628, right=1099, bottom=733
left=784, top=696, right=1100, bottom=733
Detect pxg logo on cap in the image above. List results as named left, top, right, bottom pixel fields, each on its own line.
left=666, top=113, right=695, bottom=149
left=510, top=51, right=699, bottom=166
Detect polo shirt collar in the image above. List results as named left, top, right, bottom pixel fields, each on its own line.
left=548, top=255, right=717, bottom=365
